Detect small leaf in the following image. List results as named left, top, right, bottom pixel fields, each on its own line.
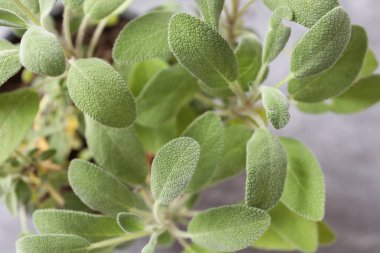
left=117, top=212, right=145, bottom=233
left=289, top=25, right=368, bottom=102
left=0, top=42, right=22, bottom=86
left=0, top=8, right=27, bottom=29
left=188, top=204, right=270, bottom=252
left=142, top=234, right=159, bottom=253
left=297, top=102, right=330, bottom=114
left=291, top=7, right=351, bottom=78
left=0, top=89, right=39, bottom=165
left=83, top=0, right=131, bottom=20
left=16, top=234, right=90, bottom=253
left=67, top=58, right=136, bottom=128
left=33, top=209, right=125, bottom=242
left=182, top=112, right=224, bottom=192
left=280, top=137, right=325, bottom=221
left=151, top=137, right=200, bottom=205
left=318, top=221, right=336, bottom=245
left=169, top=13, right=238, bottom=89
left=68, top=159, right=135, bottom=216
left=262, top=6, right=293, bottom=64
left=157, top=231, right=175, bottom=248
left=245, top=128, right=287, bottom=210
left=113, top=11, right=173, bottom=64
left=358, top=49, right=378, bottom=80
left=262, top=87, right=290, bottom=129
left=20, top=27, right=66, bottom=77
left=195, top=0, right=225, bottom=30
left=85, top=116, right=147, bottom=184
left=39, top=0, right=56, bottom=18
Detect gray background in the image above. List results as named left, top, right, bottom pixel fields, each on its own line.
left=1, top=0, right=379, bottom=252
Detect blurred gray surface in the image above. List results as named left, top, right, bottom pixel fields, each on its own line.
left=1, top=0, right=379, bottom=252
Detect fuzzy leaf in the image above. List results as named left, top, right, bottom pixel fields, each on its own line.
left=188, top=204, right=270, bottom=252
left=113, top=11, right=173, bottom=64
left=39, top=0, right=56, bottom=18
left=280, top=137, right=325, bottom=221
left=85, top=117, right=147, bottom=184
left=117, top=212, right=145, bottom=233
left=0, top=8, right=27, bottom=28
left=168, top=13, right=238, bottom=89
left=182, top=112, right=224, bottom=192
left=289, top=25, right=368, bottom=102
left=263, top=0, right=339, bottom=28
left=83, top=0, right=131, bottom=20
left=318, top=221, right=336, bottom=245
left=262, top=6, right=293, bottom=64
left=157, top=231, right=175, bottom=248
left=195, top=0, right=224, bottom=30
left=245, top=128, right=287, bottom=210
left=67, top=58, right=136, bottom=128
left=137, top=65, right=198, bottom=127
left=0, top=89, right=39, bottom=165
left=62, top=0, right=84, bottom=9
left=0, top=0, right=40, bottom=21
left=151, top=137, right=200, bottom=205
left=33, top=209, right=124, bottom=242
left=358, top=49, right=378, bottom=80
left=68, top=159, right=135, bottom=216
left=142, top=234, right=159, bottom=253
left=197, top=80, right=233, bottom=98
left=262, top=87, right=290, bottom=129
left=291, top=7, right=351, bottom=78
left=20, top=27, right=66, bottom=77
left=16, top=234, right=90, bottom=253
left=0, top=41, right=22, bottom=86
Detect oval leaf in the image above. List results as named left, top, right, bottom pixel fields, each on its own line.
left=0, top=42, right=22, bottom=86
left=83, top=0, right=128, bottom=20
left=67, top=58, right=136, bottom=128
left=195, top=0, right=224, bottom=30
left=0, top=8, right=27, bottom=29
left=117, top=212, right=145, bottom=233
left=151, top=137, right=200, bottom=205
left=188, top=204, right=271, bottom=252
left=262, top=87, right=290, bottom=129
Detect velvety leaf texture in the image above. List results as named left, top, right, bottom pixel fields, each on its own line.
left=318, top=221, right=336, bottom=245
left=182, top=112, right=224, bottom=192
left=197, top=80, right=233, bottom=98
left=188, top=205, right=271, bottom=252
left=68, top=159, right=135, bottom=216
left=85, top=116, right=147, bottom=184
left=280, top=137, right=325, bottom=221
left=117, top=212, right=145, bottom=233
left=195, top=0, right=225, bottom=30
left=33, top=209, right=124, bottom=242
left=168, top=13, right=238, bottom=89
left=0, top=8, right=27, bottom=29
left=0, top=42, right=22, bottom=86
left=84, top=0, right=127, bottom=20
left=20, top=27, right=66, bottom=77
left=67, top=58, right=136, bottom=128
left=262, top=87, right=290, bottom=129
left=0, top=89, right=39, bottom=165
left=245, top=128, right=287, bottom=210
left=289, top=25, right=368, bottom=102
left=0, top=0, right=40, bottom=21
left=291, top=7, right=351, bottom=78
left=113, top=11, right=173, bottom=64
left=151, top=137, right=200, bottom=205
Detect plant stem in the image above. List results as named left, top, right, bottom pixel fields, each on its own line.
left=87, top=18, right=108, bottom=57
left=19, top=205, right=29, bottom=234
left=13, top=0, right=41, bottom=26
left=153, top=202, right=163, bottom=226
left=253, top=64, right=268, bottom=87
left=75, top=15, right=90, bottom=57
left=274, top=73, right=294, bottom=89
left=63, top=8, right=76, bottom=56
left=230, top=81, right=248, bottom=106
left=87, top=231, right=150, bottom=250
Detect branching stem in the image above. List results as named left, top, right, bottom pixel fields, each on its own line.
left=87, top=231, right=150, bottom=250
left=87, top=18, right=109, bottom=57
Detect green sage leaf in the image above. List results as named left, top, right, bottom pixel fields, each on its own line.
left=197, top=80, right=233, bottom=98
left=142, top=234, right=159, bottom=253
left=151, top=137, right=200, bottom=205
left=318, top=221, right=336, bottom=245
left=0, top=0, right=40, bottom=21
left=117, top=212, right=145, bottom=233
left=67, top=58, right=136, bottom=128
left=0, top=8, right=27, bottom=29
left=245, top=128, right=287, bottom=210
left=39, top=0, right=56, bottom=18
left=188, top=204, right=270, bottom=252
left=291, top=7, right=351, bottom=78
left=157, top=231, right=175, bottom=248
left=183, top=244, right=224, bottom=253
left=68, top=159, right=135, bottom=216
left=168, top=13, right=238, bottom=89
left=195, top=0, right=224, bottom=30
left=358, top=49, right=378, bottom=80
left=280, top=137, right=325, bottom=221
left=62, top=0, right=84, bottom=9
left=83, top=0, right=131, bottom=20
left=20, top=27, right=66, bottom=77
left=262, top=87, right=290, bottom=129
left=297, top=102, right=330, bottom=114
left=0, top=41, right=21, bottom=86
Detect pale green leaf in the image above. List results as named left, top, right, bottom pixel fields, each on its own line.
left=291, top=7, right=351, bottom=78
left=157, top=231, right=175, bottom=248
left=182, top=112, right=224, bottom=192
left=296, top=102, right=330, bottom=114
left=280, top=137, right=325, bottom=221
left=33, top=209, right=124, bottom=242
left=188, top=204, right=270, bottom=252
left=0, top=8, right=27, bottom=28
left=0, top=42, right=22, bottom=86
left=0, top=0, right=40, bottom=21
left=16, top=234, right=90, bottom=253
left=142, top=234, right=159, bottom=253
left=85, top=116, right=147, bottom=184
left=39, top=0, right=56, bottom=18
left=151, top=137, right=200, bottom=205
left=357, top=49, right=378, bottom=80
left=262, top=87, right=290, bottom=129
left=67, top=58, right=136, bottom=128
left=62, top=0, right=84, bottom=9
left=68, top=159, right=135, bottom=216
left=197, top=80, right=233, bottom=98
left=83, top=0, right=131, bottom=20
left=0, top=88, right=39, bottom=165
left=113, top=11, right=173, bottom=64
left=195, top=0, right=224, bottom=30
left=318, top=221, right=336, bottom=245
left=168, top=13, right=238, bottom=89
left=289, top=25, right=368, bottom=102
left=117, top=212, right=145, bottom=233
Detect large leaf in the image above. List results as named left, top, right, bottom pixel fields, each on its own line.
left=33, top=209, right=124, bottom=242
left=195, top=0, right=224, bottom=30
left=113, top=11, right=173, bottom=64
left=188, top=205, right=270, bottom=252
left=168, top=13, right=238, bottom=89
left=280, top=137, right=325, bottom=221
left=0, top=41, right=21, bottom=86
left=67, top=58, right=136, bottom=128
left=83, top=0, right=131, bottom=20
left=245, top=128, right=287, bottom=210
left=0, top=89, right=39, bottom=165
left=68, top=159, right=135, bottom=216
left=182, top=112, right=224, bottom=192
left=262, top=87, right=290, bottom=129
left=291, top=7, right=351, bottom=78
left=289, top=25, right=368, bottom=102
left=0, top=8, right=27, bottom=28
left=151, top=137, right=200, bottom=205
left=85, top=117, right=147, bottom=184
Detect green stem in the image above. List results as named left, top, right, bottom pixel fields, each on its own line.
left=230, top=81, right=248, bottom=106
left=253, top=63, right=268, bottom=87
left=13, top=0, right=41, bottom=26
left=87, top=18, right=108, bottom=57
left=274, top=73, right=294, bottom=89
left=153, top=202, right=163, bottom=226
left=87, top=231, right=150, bottom=250
left=238, top=0, right=258, bottom=16
left=19, top=205, right=29, bottom=234
left=75, top=15, right=90, bottom=57
left=63, top=8, right=76, bottom=56
left=15, top=150, right=32, bottom=164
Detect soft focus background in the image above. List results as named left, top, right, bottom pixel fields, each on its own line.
left=1, top=0, right=379, bottom=252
